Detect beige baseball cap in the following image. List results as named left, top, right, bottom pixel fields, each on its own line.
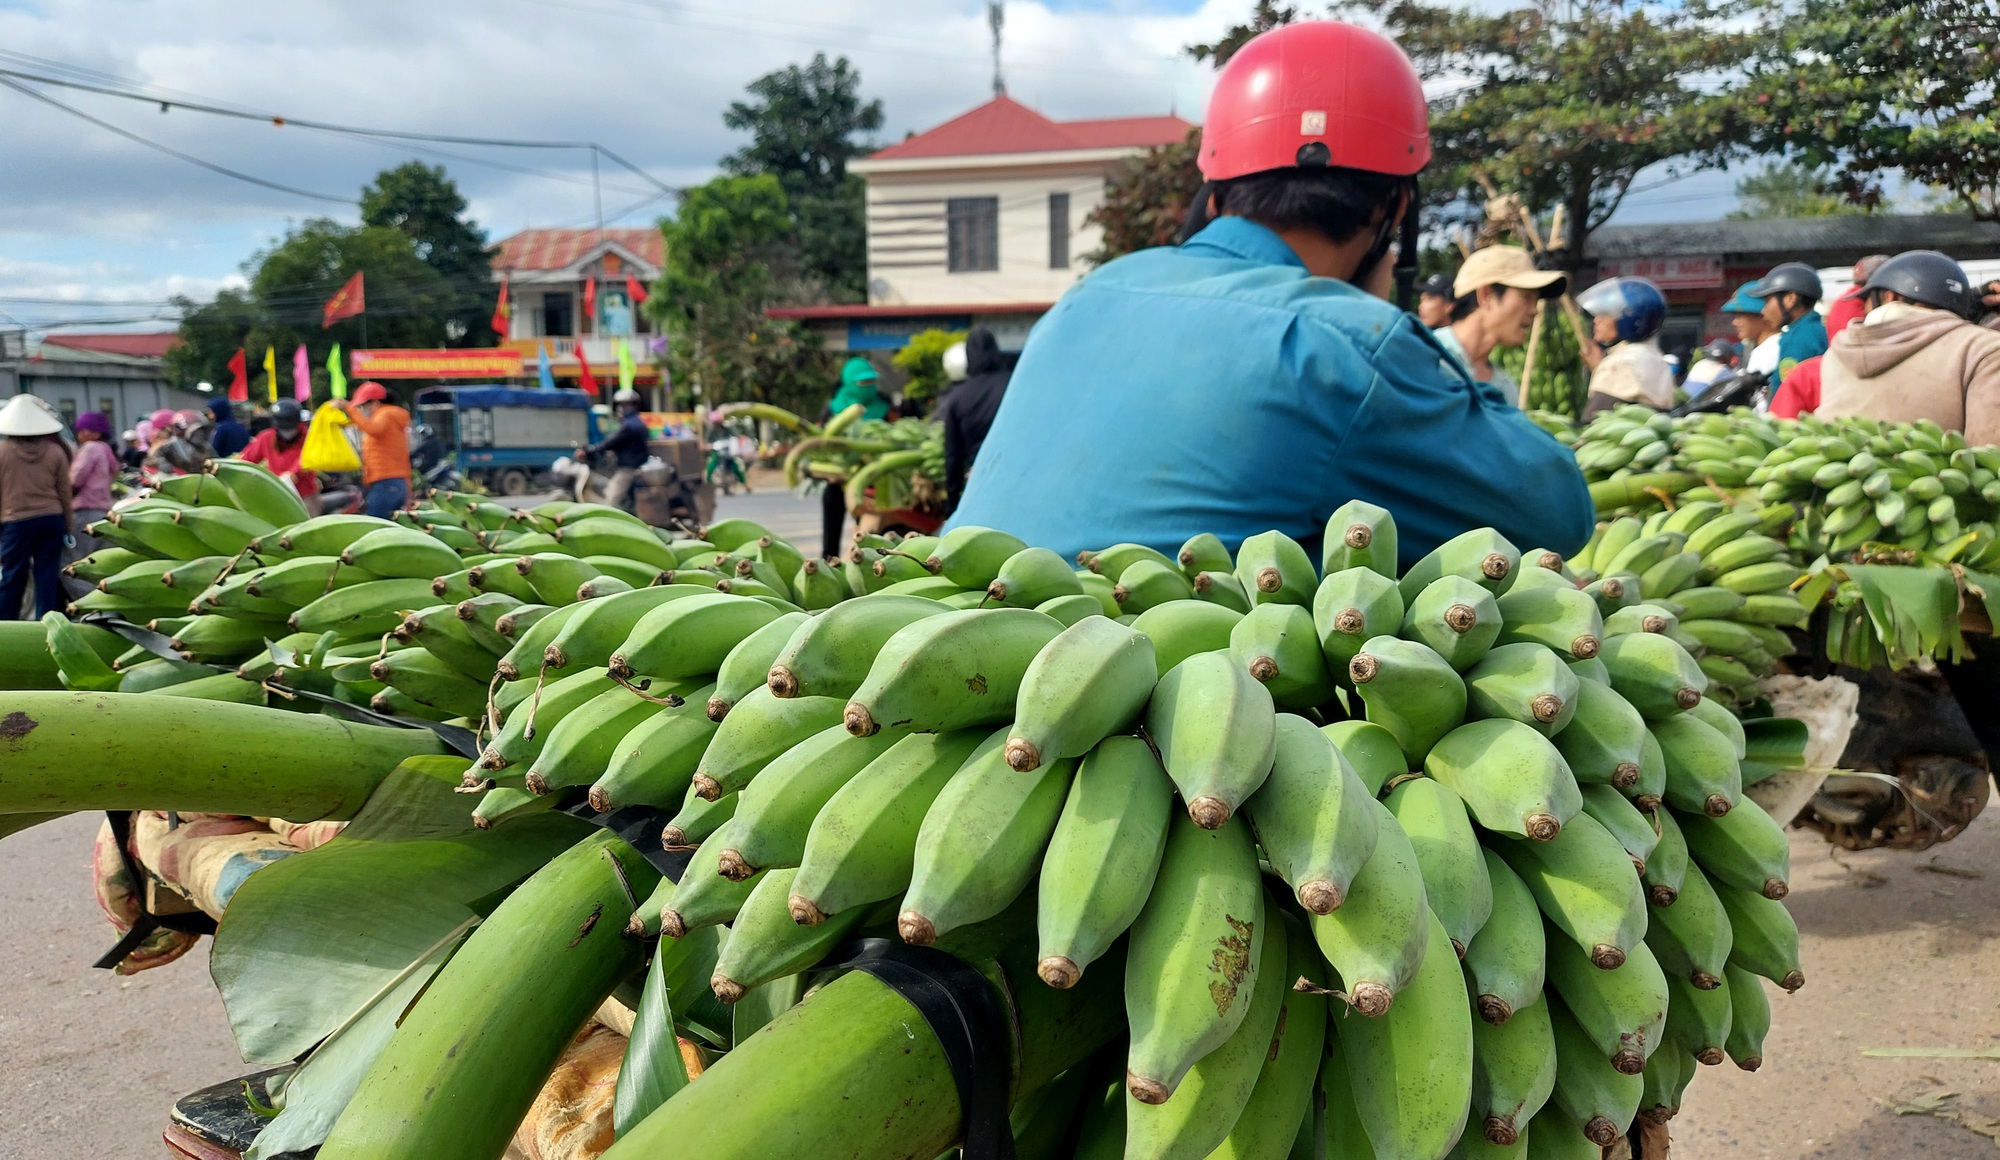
left=1453, top=246, right=1568, bottom=299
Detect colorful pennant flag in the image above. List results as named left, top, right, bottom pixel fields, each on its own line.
left=322, top=271, right=365, bottom=328
left=263, top=346, right=278, bottom=404
left=491, top=277, right=511, bottom=337
left=616, top=338, right=636, bottom=392
left=226, top=348, right=248, bottom=402
left=537, top=342, right=555, bottom=391
left=581, top=278, right=597, bottom=331
left=327, top=344, right=347, bottom=399
left=624, top=275, right=648, bottom=305
left=576, top=345, right=600, bottom=397
left=293, top=345, right=312, bottom=403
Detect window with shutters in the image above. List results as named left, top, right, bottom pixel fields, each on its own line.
left=1048, top=193, right=1071, bottom=269
left=947, top=197, right=1000, bottom=272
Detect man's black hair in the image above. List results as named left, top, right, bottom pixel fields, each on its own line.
left=1213, top=166, right=1407, bottom=244
left=1450, top=293, right=1478, bottom=322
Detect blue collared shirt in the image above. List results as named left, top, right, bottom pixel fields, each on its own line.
left=947, top=217, right=1594, bottom=569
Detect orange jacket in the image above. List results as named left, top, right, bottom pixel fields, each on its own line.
left=345, top=403, right=411, bottom=485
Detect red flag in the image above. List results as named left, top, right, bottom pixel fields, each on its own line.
left=581, top=278, right=597, bottom=331
left=575, top=345, right=600, bottom=397
left=624, top=275, right=648, bottom=304
left=323, top=271, right=365, bottom=328
left=226, top=348, right=249, bottom=401
left=491, top=277, right=511, bottom=337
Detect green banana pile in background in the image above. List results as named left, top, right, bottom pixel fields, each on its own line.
left=3, top=471, right=1813, bottom=1160
left=715, top=398, right=948, bottom=515
left=1554, top=404, right=2000, bottom=672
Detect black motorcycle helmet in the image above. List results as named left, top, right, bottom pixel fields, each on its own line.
left=1862, top=250, right=1975, bottom=318
left=272, top=398, right=303, bottom=435
left=1749, top=261, right=1824, bottom=304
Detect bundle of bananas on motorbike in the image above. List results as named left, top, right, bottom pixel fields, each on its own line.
left=7, top=482, right=1811, bottom=1160
left=1563, top=404, right=2000, bottom=672
left=710, top=398, right=948, bottom=516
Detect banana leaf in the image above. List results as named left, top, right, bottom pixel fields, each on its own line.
left=1842, top=563, right=1966, bottom=670
left=211, top=755, right=592, bottom=1065
left=612, top=929, right=717, bottom=1137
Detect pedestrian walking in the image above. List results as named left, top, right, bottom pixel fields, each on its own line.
left=67, top=411, right=118, bottom=559
left=0, top=394, right=76, bottom=619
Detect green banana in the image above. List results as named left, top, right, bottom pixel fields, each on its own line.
left=1234, top=529, right=1317, bottom=607
left=1309, top=800, right=1431, bottom=1017
left=916, top=525, right=1027, bottom=587
left=1229, top=601, right=1337, bottom=709
left=1470, top=996, right=1556, bottom=1147
left=842, top=607, right=1064, bottom=736
left=1723, top=963, right=1769, bottom=1070
left=790, top=558, right=849, bottom=610
left=1192, top=569, right=1254, bottom=613
left=494, top=601, right=556, bottom=643
left=1550, top=678, right=1646, bottom=790
left=1124, top=811, right=1266, bottom=1104
left=1036, top=735, right=1174, bottom=989
left=710, top=867, right=875, bottom=1003
left=1714, top=881, right=1805, bottom=992
left=610, top=590, right=786, bottom=682
left=1399, top=527, right=1520, bottom=602
left=1544, top=998, right=1641, bottom=1148
left=554, top=517, right=679, bottom=570
left=1387, top=776, right=1492, bottom=954
left=1694, top=533, right=1788, bottom=582
left=1682, top=510, right=1762, bottom=557
left=1464, top=643, right=1580, bottom=736
left=660, top=822, right=759, bottom=937
left=575, top=576, right=634, bottom=600
left=1596, top=632, right=1706, bottom=719
left=715, top=724, right=900, bottom=879
left=1321, top=498, right=1398, bottom=578
left=1348, top=635, right=1466, bottom=764
left=1585, top=517, right=1642, bottom=577
left=1735, top=592, right=1810, bottom=627
left=1545, top=935, right=1668, bottom=1074
left=1177, top=531, right=1233, bottom=578
left=700, top=517, right=771, bottom=552
left=688, top=687, right=847, bottom=800
left=1320, top=719, right=1410, bottom=794
left=1079, top=541, right=1177, bottom=580
left=1505, top=563, right=1573, bottom=594
left=900, top=727, right=1076, bottom=945
left=1494, top=585, right=1603, bottom=661
left=513, top=552, right=602, bottom=605
left=206, top=458, right=311, bottom=526
left=63, top=547, right=149, bottom=584
left=1465, top=847, right=1546, bottom=1024
left=453, top=592, right=523, bottom=653
left=1602, top=602, right=1678, bottom=638
left=1645, top=861, right=1732, bottom=990
left=1426, top=719, right=1581, bottom=842
left=1679, top=799, right=1790, bottom=899
left=1123, top=902, right=1288, bottom=1159
left=475, top=666, right=615, bottom=775
left=1313, top=567, right=1405, bottom=683
left=337, top=525, right=461, bottom=580
left=395, top=606, right=499, bottom=678
left=1112, top=558, right=1196, bottom=612
left=1576, top=783, right=1657, bottom=875
left=171, top=505, right=276, bottom=556
left=1651, top=712, right=1742, bottom=818
left=1663, top=972, right=1730, bottom=1066
left=523, top=684, right=666, bottom=794
left=1494, top=813, right=1647, bottom=970
left=1567, top=655, right=1609, bottom=685
left=168, top=614, right=287, bottom=663
left=731, top=556, right=795, bottom=602
left=1628, top=728, right=1669, bottom=813
left=1335, top=910, right=1473, bottom=1159
left=1245, top=715, right=1379, bottom=914
left=1638, top=551, right=1702, bottom=599
left=1146, top=649, right=1278, bottom=828
left=1581, top=574, right=1640, bottom=618
left=588, top=683, right=721, bottom=812
left=1075, top=569, right=1121, bottom=617
left=1131, top=600, right=1241, bottom=677
left=1402, top=575, right=1502, bottom=671
left=1206, top=912, right=1327, bottom=1160
left=660, top=785, right=736, bottom=850
left=1004, top=616, right=1155, bottom=772
left=1035, top=592, right=1107, bottom=625
left=468, top=559, right=541, bottom=602
left=765, top=593, right=945, bottom=701
left=1636, top=1038, right=1690, bottom=1125
left=705, top=610, right=809, bottom=720
left=367, top=641, right=489, bottom=718
left=1642, top=805, right=1689, bottom=907
left=787, top=729, right=988, bottom=924
left=244, top=555, right=380, bottom=606
left=288, top=578, right=440, bottom=639
left=582, top=553, right=664, bottom=589
left=495, top=600, right=582, bottom=680
left=1666, top=585, right=1747, bottom=620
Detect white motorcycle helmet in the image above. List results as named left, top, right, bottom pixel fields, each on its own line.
left=942, top=342, right=969, bottom=383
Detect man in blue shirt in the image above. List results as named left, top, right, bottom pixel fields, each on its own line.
left=949, top=21, right=1593, bottom=569
left=1748, top=262, right=1828, bottom=385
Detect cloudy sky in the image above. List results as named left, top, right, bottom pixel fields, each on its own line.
left=0, top=0, right=1737, bottom=334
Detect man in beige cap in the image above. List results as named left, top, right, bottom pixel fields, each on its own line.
left=1432, top=245, right=1567, bottom=401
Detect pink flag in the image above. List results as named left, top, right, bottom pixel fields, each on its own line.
left=293, top=345, right=312, bottom=402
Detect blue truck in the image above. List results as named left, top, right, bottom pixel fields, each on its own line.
left=414, top=385, right=602, bottom=496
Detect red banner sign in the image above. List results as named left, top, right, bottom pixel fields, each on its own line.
left=1595, top=256, right=1724, bottom=290
left=349, top=349, right=525, bottom=379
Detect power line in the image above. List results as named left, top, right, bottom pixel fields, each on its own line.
left=0, top=74, right=352, bottom=204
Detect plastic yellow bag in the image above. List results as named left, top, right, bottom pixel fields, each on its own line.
left=299, top=402, right=361, bottom=473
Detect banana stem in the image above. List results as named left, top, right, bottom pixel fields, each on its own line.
left=712, top=402, right=820, bottom=437
left=783, top=437, right=902, bottom=489
left=844, top=450, right=927, bottom=511
left=0, top=621, right=63, bottom=690
left=0, top=693, right=446, bottom=818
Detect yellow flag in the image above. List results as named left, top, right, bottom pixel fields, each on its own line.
left=264, top=346, right=278, bottom=403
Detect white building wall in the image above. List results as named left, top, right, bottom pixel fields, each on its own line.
left=861, top=161, right=1115, bottom=306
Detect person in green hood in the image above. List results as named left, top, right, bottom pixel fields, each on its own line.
left=822, top=357, right=893, bottom=555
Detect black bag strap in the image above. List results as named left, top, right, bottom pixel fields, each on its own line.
left=824, top=938, right=1016, bottom=1160
left=560, top=798, right=693, bottom=881
left=92, top=809, right=217, bottom=970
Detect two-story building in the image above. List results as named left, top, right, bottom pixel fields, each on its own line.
left=491, top=227, right=664, bottom=392
left=770, top=95, right=1191, bottom=356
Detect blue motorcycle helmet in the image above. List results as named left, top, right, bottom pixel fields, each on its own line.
left=1577, top=276, right=1668, bottom=343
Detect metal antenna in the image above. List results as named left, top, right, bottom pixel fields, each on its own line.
left=988, top=2, right=1006, bottom=96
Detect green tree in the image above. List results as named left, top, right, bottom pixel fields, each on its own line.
left=648, top=174, right=833, bottom=417
left=361, top=162, right=496, bottom=345
left=891, top=328, right=968, bottom=403
left=722, top=54, right=884, bottom=302
left=1741, top=0, right=2000, bottom=221
left=1728, top=161, right=1867, bottom=219
left=1084, top=128, right=1202, bottom=263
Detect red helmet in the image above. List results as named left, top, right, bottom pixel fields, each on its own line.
left=1198, top=21, right=1431, bottom=182
left=351, top=381, right=390, bottom=405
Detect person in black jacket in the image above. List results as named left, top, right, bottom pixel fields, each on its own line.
left=586, top=389, right=650, bottom=512
left=933, top=328, right=1010, bottom=515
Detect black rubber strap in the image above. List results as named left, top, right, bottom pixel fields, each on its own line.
left=93, top=809, right=217, bottom=970
left=561, top=798, right=693, bottom=881
left=76, top=613, right=214, bottom=669
left=824, top=938, right=1016, bottom=1160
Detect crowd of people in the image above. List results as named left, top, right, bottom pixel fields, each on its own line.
left=0, top=384, right=412, bottom=619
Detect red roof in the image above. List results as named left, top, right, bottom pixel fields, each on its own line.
left=42, top=332, right=179, bottom=359
left=493, top=228, right=663, bottom=273
left=870, top=95, right=1192, bottom=162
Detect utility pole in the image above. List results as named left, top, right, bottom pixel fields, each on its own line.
left=989, top=2, right=1006, bottom=96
